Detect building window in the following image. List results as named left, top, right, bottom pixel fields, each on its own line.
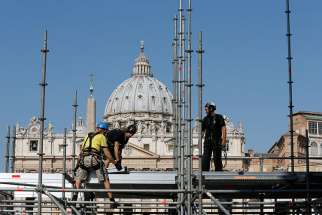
left=143, top=144, right=150, bottom=151
left=59, top=144, right=65, bottom=153
left=166, top=123, right=171, bottom=133
left=30, top=140, right=38, bottom=152
left=311, top=142, right=318, bottom=156
left=320, top=144, right=322, bottom=156
left=308, top=121, right=317, bottom=134
left=168, top=144, right=174, bottom=153
left=318, top=122, right=322, bottom=135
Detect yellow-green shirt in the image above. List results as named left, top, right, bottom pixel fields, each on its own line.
left=81, top=133, right=107, bottom=152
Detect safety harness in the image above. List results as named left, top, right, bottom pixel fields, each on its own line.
left=79, top=132, right=102, bottom=171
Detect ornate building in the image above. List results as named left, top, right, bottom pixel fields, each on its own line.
left=246, top=111, right=322, bottom=172
left=12, top=42, right=246, bottom=173
left=14, top=117, right=85, bottom=173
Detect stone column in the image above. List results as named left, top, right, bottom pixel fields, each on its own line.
left=86, top=96, right=96, bottom=132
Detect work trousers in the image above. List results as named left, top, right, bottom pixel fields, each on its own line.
left=202, top=140, right=223, bottom=171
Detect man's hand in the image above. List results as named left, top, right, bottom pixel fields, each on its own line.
left=115, top=160, right=123, bottom=171
left=222, top=140, right=228, bottom=151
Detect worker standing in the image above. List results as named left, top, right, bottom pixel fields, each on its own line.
left=202, top=102, right=227, bottom=171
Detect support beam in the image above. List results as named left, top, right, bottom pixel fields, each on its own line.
left=172, top=15, right=179, bottom=171
left=196, top=31, right=205, bottom=215
left=42, top=188, right=68, bottom=215
left=38, top=30, right=49, bottom=214
left=72, top=90, right=78, bottom=178
left=178, top=1, right=185, bottom=214
left=285, top=0, right=295, bottom=173
left=62, top=128, right=67, bottom=200
left=186, top=0, right=193, bottom=214
left=5, top=126, right=10, bottom=173
left=10, top=126, right=16, bottom=173
left=206, top=192, right=230, bottom=215
left=305, top=129, right=311, bottom=214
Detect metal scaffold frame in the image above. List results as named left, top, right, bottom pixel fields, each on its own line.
left=37, top=30, right=49, bottom=214
left=72, top=90, right=78, bottom=179
left=1, top=1, right=322, bottom=215
left=196, top=30, right=205, bottom=215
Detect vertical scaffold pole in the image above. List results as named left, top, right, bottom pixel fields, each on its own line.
left=38, top=30, right=49, bottom=214
left=178, top=0, right=185, bottom=214
left=62, top=128, right=67, bottom=200
left=186, top=0, right=193, bottom=214
left=285, top=0, right=295, bottom=173
left=172, top=15, right=179, bottom=170
left=305, top=129, right=311, bottom=214
left=10, top=126, right=16, bottom=173
left=5, top=126, right=10, bottom=173
left=196, top=31, right=204, bottom=215
left=72, top=91, right=78, bottom=177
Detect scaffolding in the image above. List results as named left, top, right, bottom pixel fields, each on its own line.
left=0, top=168, right=322, bottom=214
left=1, top=0, right=322, bottom=214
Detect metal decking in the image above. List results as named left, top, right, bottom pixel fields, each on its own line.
left=1, top=171, right=322, bottom=214
left=203, top=171, right=322, bottom=199
left=1, top=171, right=321, bottom=199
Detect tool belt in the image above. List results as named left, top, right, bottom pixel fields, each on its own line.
left=79, top=151, right=102, bottom=171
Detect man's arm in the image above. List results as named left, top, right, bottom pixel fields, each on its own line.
left=114, top=142, right=121, bottom=161
left=103, top=148, right=116, bottom=164
left=221, top=126, right=227, bottom=145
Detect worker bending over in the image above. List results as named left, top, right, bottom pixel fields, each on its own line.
left=105, top=124, right=137, bottom=170
left=73, top=122, right=119, bottom=208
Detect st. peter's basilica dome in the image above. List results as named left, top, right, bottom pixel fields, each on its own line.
left=104, top=41, right=173, bottom=134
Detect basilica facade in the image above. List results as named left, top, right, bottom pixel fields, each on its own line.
left=12, top=42, right=246, bottom=173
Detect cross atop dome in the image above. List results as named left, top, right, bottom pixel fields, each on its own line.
left=140, top=40, right=144, bottom=53
left=132, top=41, right=153, bottom=77
left=89, top=73, right=94, bottom=97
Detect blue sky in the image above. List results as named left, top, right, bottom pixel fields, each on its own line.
left=1, top=1, right=322, bottom=170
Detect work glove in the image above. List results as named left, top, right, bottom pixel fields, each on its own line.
left=115, top=160, right=123, bottom=171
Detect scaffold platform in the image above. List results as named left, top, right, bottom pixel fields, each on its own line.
left=1, top=171, right=321, bottom=199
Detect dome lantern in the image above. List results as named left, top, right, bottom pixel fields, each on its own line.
left=132, top=41, right=153, bottom=77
